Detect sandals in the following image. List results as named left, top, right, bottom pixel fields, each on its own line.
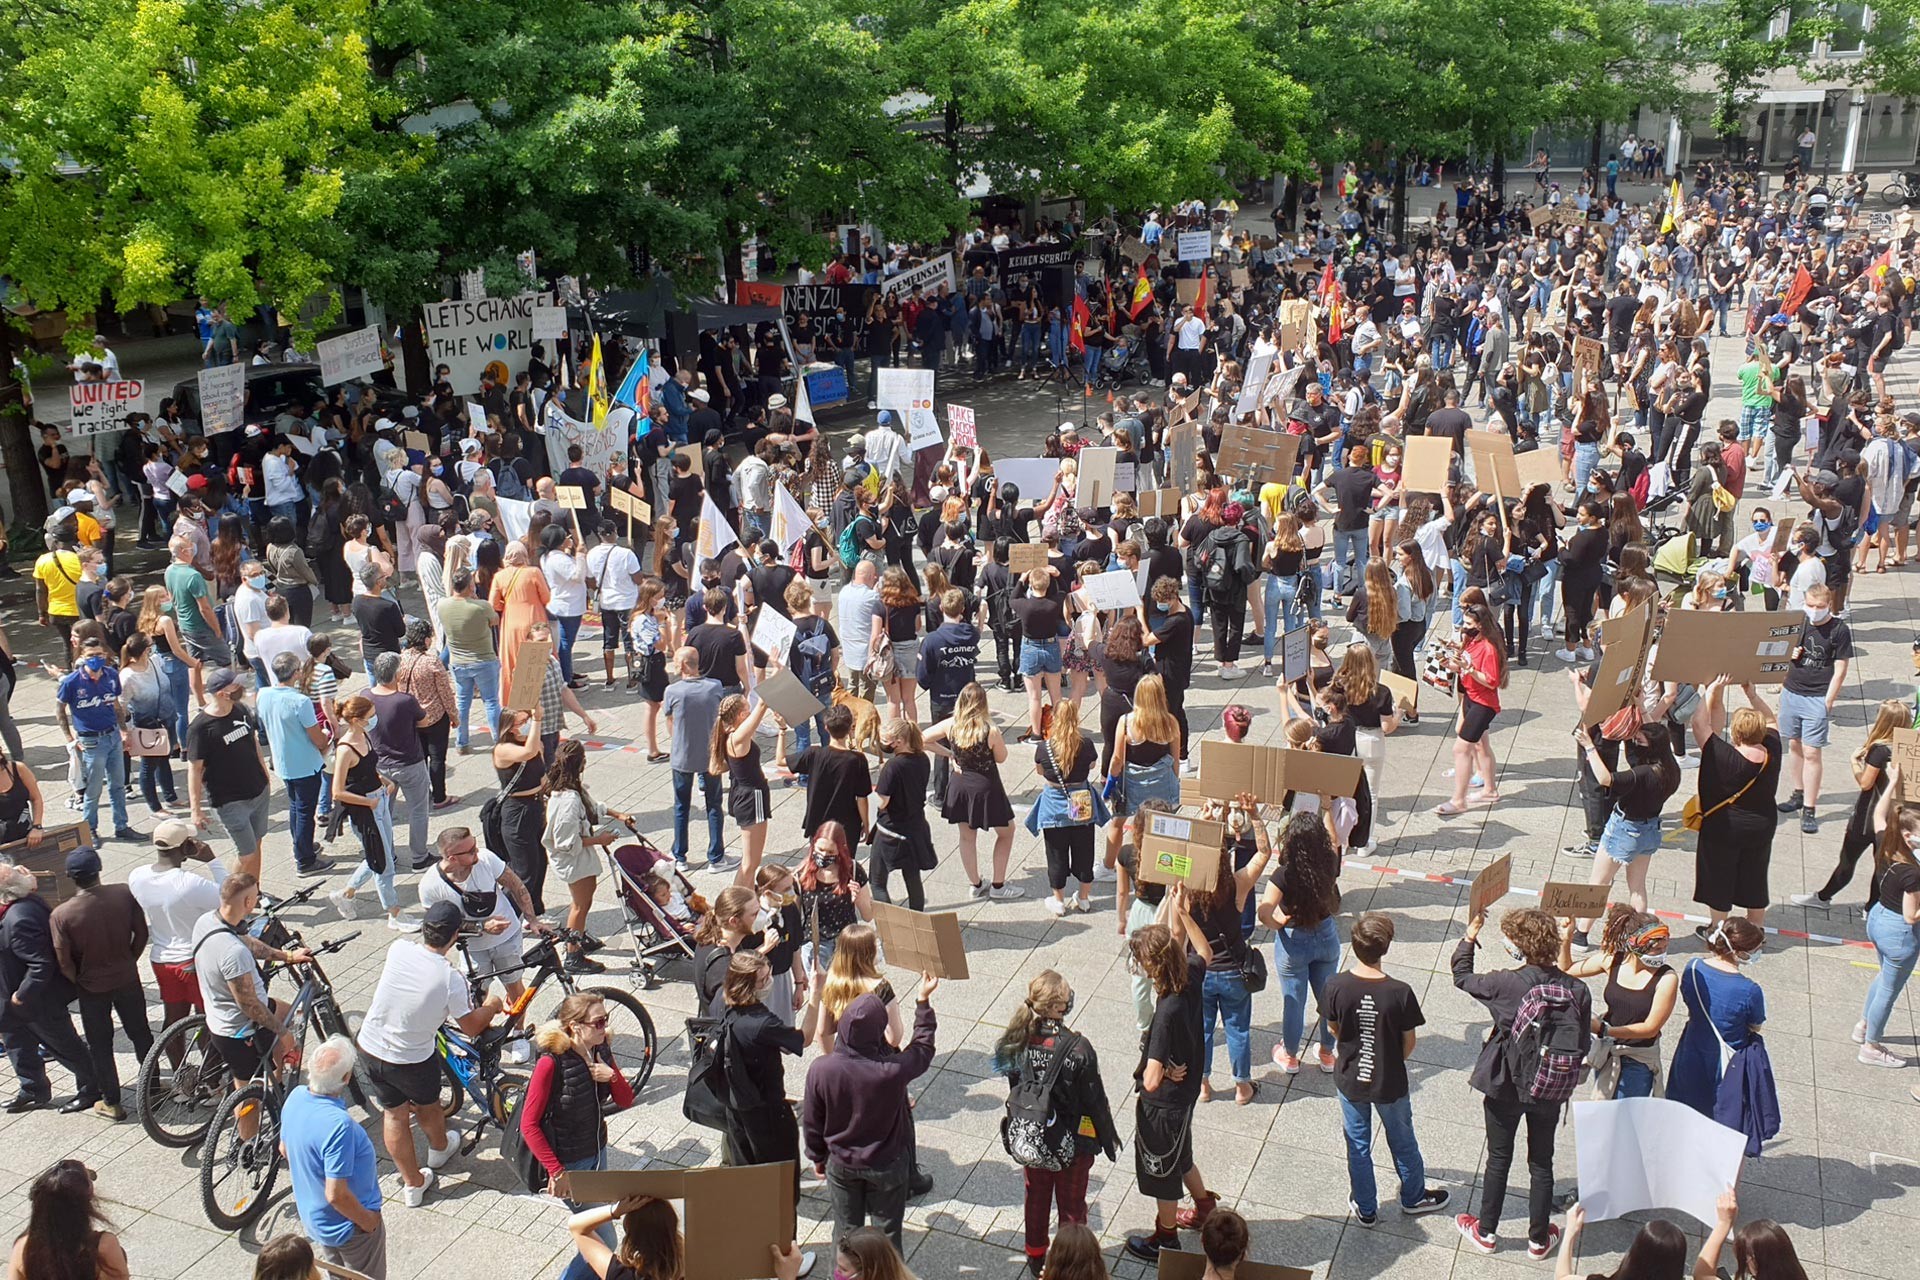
left=1465, top=791, right=1502, bottom=808
left=1432, top=802, right=1469, bottom=817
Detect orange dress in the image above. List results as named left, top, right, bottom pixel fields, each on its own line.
left=490, top=565, right=552, bottom=700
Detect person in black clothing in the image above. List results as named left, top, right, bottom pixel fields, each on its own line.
left=1555, top=500, right=1607, bottom=663
left=667, top=454, right=703, bottom=543
left=1097, top=613, right=1153, bottom=776
left=0, top=864, right=100, bottom=1114
left=715, top=950, right=806, bottom=1190
left=978, top=539, right=1022, bottom=690
left=918, top=588, right=980, bottom=805
left=1144, top=576, right=1194, bottom=767
left=1198, top=504, right=1257, bottom=677
left=871, top=721, right=934, bottom=909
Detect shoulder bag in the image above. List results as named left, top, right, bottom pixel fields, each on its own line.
left=1679, top=750, right=1767, bottom=832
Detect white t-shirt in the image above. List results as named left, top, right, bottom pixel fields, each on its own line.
left=253, top=624, right=315, bottom=685
left=127, top=864, right=221, bottom=963
left=1786, top=556, right=1826, bottom=610
left=587, top=543, right=642, bottom=611
left=344, top=541, right=375, bottom=596
left=357, top=940, right=474, bottom=1065
left=419, top=849, right=523, bottom=951
left=1175, top=317, right=1207, bottom=350
left=232, top=585, right=270, bottom=656
left=543, top=550, right=588, bottom=616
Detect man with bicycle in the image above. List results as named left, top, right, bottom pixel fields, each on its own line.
left=190, top=872, right=313, bottom=1137
left=356, top=901, right=505, bottom=1207
left=418, top=827, right=549, bottom=1065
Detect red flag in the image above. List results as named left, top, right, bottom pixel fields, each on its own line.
left=1128, top=265, right=1154, bottom=320
left=1871, top=247, right=1893, bottom=280
left=1320, top=260, right=1343, bottom=344
left=1104, top=274, right=1119, bottom=335
left=1781, top=265, right=1814, bottom=316
left=1070, top=294, right=1089, bottom=354
left=1193, top=268, right=1211, bottom=318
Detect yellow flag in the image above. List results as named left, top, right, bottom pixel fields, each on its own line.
left=586, top=335, right=609, bottom=427
left=1660, top=178, right=1683, bottom=234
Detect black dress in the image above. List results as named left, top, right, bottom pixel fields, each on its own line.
left=727, top=741, right=770, bottom=827
left=941, top=736, right=1015, bottom=830
left=1695, top=730, right=1783, bottom=913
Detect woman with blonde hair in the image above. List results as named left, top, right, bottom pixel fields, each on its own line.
left=1014, top=567, right=1067, bottom=741
left=1349, top=558, right=1398, bottom=670
left=523, top=992, right=637, bottom=1280
left=1332, top=643, right=1397, bottom=816
left=993, top=975, right=1118, bottom=1273
left=1855, top=794, right=1920, bottom=1067
left=1026, top=700, right=1108, bottom=916
left=692, top=885, right=759, bottom=1016
left=138, top=583, right=195, bottom=750
left=709, top=691, right=773, bottom=885
left=927, top=682, right=1021, bottom=899
left=1795, top=697, right=1909, bottom=912
left=1104, top=674, right=1183, bottom=868
left=871, top=566, right=922, bottom=722
left=808, top=922, right=904, bottom=1053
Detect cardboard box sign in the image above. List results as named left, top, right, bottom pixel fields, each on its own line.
left=1514, top=446, right=1563, bottom=496
left=871, top=901, right=969, bottom=979
left=505, top=638, right=554, bottom=713
left=1214, top=424, right=1300, bottom=486
left=1186, top=739, right=1364, bottom=802
left=1573, top=336, right=1605, bottom=382
left=1400, top=435, right=1453, bottom=495
left=1647, top=609, right=1801, bottom=685
left=0, top=822, right=95, bottom=906
left=1008, top=542, right=1049, bottom=575
left=1079, top=446, right=1120, bottom=509
left=1138, top=489, right=1182, bottom=518
left=1469, top=853, right=1512, bottom=918
left=554, top=484, right=590, bottom=510
left=1465, top=428, right=1521, bottom=499
left=1159, top=1250, right=1311, bottom=1280
left=754, top=667, right=824, bottom=727
left=403, top=430, right=433, bottom=455
left=1136, top=814, right=1225, bottom=891
left=609, top=486, right=652, bottom=524
left=1579, top=604, right=1654, bottom=728
left=1381, top=670, right=1418, bottom=715
left=568, top=1163, right=796, bottom=1280
left=1538, top=880, right=1614, bottom=919
left=1892, top=728, right=1920, bottom=803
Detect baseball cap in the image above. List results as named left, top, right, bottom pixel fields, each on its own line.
left=204, top=667, right=241, bottom=696
left=64, top=488, right=91, bottom=505
left=1813, top=468, right=1842, bottom=488
left=875, top=410, right=894, bottom=427
left=64, top=847, right=101, bottom=880
left=186, top=474, right=209, bottom=491
left=153, top=818, right=208, bottom=857
left=245, top=423, right=264, bottom=437
left=374, top=417, right=396, bottom=433
left=421, top=901, right=465, bottom=946
left=690, top=389, right=710, bottom=403
left=460, top=439, right=481, bottom=455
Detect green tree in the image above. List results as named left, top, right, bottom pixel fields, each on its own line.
left=1678, top=0, right=1829, bottom=149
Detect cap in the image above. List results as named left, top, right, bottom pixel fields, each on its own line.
left=204, top=667, right=241, bottom=696
left=875, top=410, right=894, bottom=427
left=689, top=389, right=710, bottom=403
left=401, top=406, right=420, bottom=420
left=65, top=847, right=102, bottom=880
left=1768, top=313, right=1791, bottom=325
left=186, top=474, right=209, bottom=491
left=153, top=818, right=204, bottom=855
left=374, top=417, right=396, bottom=433
left=460, top=438, right=482, bottom=454
left=421, top=900, right=466, bottom=945
left=245, top=423, right=264, bottom=437
left=64, top=488, right=90, bottom=505
left=1814, top=468, right=1842, bottom=488
left=50, top=506, right=74, bottom=523
left=768, top=394, right=788, bottom=409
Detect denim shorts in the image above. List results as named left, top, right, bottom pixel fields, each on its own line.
left=1778, top=688, right=1831, bottom=748
left=1599, top=810, right=1662, bottom=863
left=1018, top=638, right=1062, bottom=677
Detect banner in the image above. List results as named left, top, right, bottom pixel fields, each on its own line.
left=420, top=293, right=542, bottom=393
left=541, top=398, right=628, bottom=488
left=317, top=326, right=385, bottom=386
left=196, top=365, right=246, bottom=437
left=998, top=245, right=1076, bottom=291
left=782, top=284, right=875, bottom=347
left=68, top=380, right=144, bottom=436
left=876, top=367, right=935, bottom=414
left=880, top=253, right=956, bottom=300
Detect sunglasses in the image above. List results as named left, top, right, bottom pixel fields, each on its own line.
left=575, top=1016, right=611, bottom=1029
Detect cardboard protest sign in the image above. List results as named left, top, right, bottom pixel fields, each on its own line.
left=947, top=404, right=977, bottom=450
left=1187, top=740, right=1363, bottom=802
left=1465, top=429, right=1521, bottom=499
left=749, top=606, right=797, bottom=664
left=1214, top=424, right=1300, bottom=486
left=0, top=822, right=94, bottom=906
left=1469, top=854, right=1512, bottom=919
left=1176, top=230, right=1213, bottom=262
left=1648, top=609, right=1800, bottom=685
left=317, top=326, right=386, bottom=386
left=1138, top=489, right=1181, bottom=518
left=1159, top=1250, right=1310, bottom=1280
left=906, top=408, right=942, bottom=453
left=467, top=402, right=489, bottom=434
left=1175, top=278, right=1203, bottom=305
left=1382, top=670, right=1418, bottom=715
left=1573, top=336, right=1605, bottom=384
left=1580, top=604, right=1654, bottom=727
left=1114, top=460, right=1137, bottom=493
left=1527, top=205, right=1557, bottom=231
left=568, top=1163, right=796, bottom=1280
left=1230, top=266, right=1251, bottom=289
left=196, top=365, right=245, bottom=437
left=505, top=639, right=553, bottom=713
left=1079, top=446, right=1120, bottom=509
left=1401, top=435, right=1453, bottom=495
left=1167, top=423, right=1202, bottom=490
left=404, top=430, right=433, bottom=455
left=552, top=484, right=589, bottom=511
left=991, top=457, right=1059, bottom=501
left=1137, top=813, right=1225, bottom=891
left=1539, top=881, right=1615, bottom=920
left=872, top=901, right=969, bottom=980
left=1514, top=446, right=1564, bottom=496
left=1008, top=542, right=1049, bottom=575
left=609, top=486, right=650, bottom=529
left=1891, top=729, right=1920, bottom=803
left=754, top=667, right=825, bottom=726
left=1234, top=352, right=1275, bottom=419
left=69, top=380, right=145, bottom=436
left=677, top=442, right=704, bottom=476
left=1279, top=299, right=1315, bottom=354
left=1081, top=569, right=1142, bottom=610
left=1280, top=626, right=1311, bottom=684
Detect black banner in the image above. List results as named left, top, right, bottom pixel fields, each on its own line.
left=782, top=284, right=876, bottom=347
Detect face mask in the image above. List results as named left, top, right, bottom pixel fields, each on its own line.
left=1156, top=601, right=1172, bottom=612
left=1501, top=938, right=1526, bottom=963
left=1753, top=521, right=1772, bottom=534
left=431, top=465, right=444, bottom=477
left=83, top=656, right=106, bottom=674
left=1713, top=587, right=1728, bottom=599
left=365, top=715, right=380, bottom=732
left=1734, top=951, right=1759, bottom=967
left=761, top=893, right=781, bottom=913
left=1638, top=952, right=1670, bottom=969
left=1806, top=606, right=1832, bottom=625
left=246, top=574, right=267, bottom=590
left=812, top=850, right=836, bottom=868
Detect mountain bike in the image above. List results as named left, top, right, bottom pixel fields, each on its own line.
left=197, top=927, right=366, bottom=1231
left=434, top=1019, right=522, bottom=1154
left=135, top=884, right=323, bottom=1148
left=456, top=924, right=657, bottom=1097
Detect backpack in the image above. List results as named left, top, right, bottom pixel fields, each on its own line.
left=791, top=619, right=834, bottom=693
left=836, top=519, right=863, bottom=568
left=1501, top=976, right=1588, bottom=1105
left=375, top=474, right=408, bottom=527
left=1001, top=1029, right=1080, bottom=1171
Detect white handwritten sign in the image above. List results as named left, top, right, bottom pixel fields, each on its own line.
left=67, top=380, right=144, bottom=436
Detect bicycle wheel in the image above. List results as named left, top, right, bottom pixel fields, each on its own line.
left=199, top=1082, right=283, bottom=1231
left=517, top=981, right=657, bottom=1094
left=137, top=1015, right=229, bottom=1148
left=1881, top=182, right=1911, bottom=207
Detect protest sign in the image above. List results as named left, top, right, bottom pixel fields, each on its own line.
left=1137, top=814, right=1225, bottom=891
left=947, top=404, right=977, bottom=450
left=1175, top=278, right=1203, bottom=305
left=1138, top=489, right=1181, bottom=518
left=876, top=367, right=935, bottom=414
left=568, top=1164, right=795, bottom=1280
left=1648, top=610, right=1800, bottom=685
left=1079, top=447, right=1119, bottom=508
left=196, top=365, right=245, bottom=437
left=755, top=668, right=825, bottom=726
left=496, top=496, right=532, bottom=542
left=1574, top=1099, right=1746, bottom=1227
left=1381, top=670, right=1419, bottom=716
left=1514, top=445, right=1564, bottom=495
left=1234, top=352, right=1274, bottom=418
left=1215, top=424, right=1300, bottom=486
left=1281, top=626, right=1311, bottom=684
left=1580, top=605, right=1654, bottom=727
left=68, top=380, right=144, bottom=436
left=1159, top=1252, right=1309, bottom=1280
left=403, top=431, right=433, bottom=455
left=420, top=293, right=542, bottom=394
left=1081, top=569, right=1142, bottom=611
left=1113, top=461, right=1137, bottom=493
left=906, top=407, right=943, bottom=453
left=998, top=245, right=1076, bottom=291
left=1465, top=429, right=1521, bottom=500
left=1469, top=854, right=1512, bottom=918
left=608, top=486, right=649, bottom=534
left=750, top=606, right=797, bottom=665
left=530, top=295, right=568, bottom=340
left=992, top=458, right=1060, bottom=501
left=1401, top=435, right=1453, bottom=495
left=505, top=639, right=553, bottom=713
left=317, top=326, right=385, bottom=385
left=879, top=254, right=956, bottom=299
left=1279, top=298, right=1315, bottom=354
left=554, top=485, right=589, bottom=510
left=1539, top=881, right=1615, bottom=919
left=0, top=822, right=94, bottom=906
left=1167, top=422, right=1202, bottom=490
left=467, top=403, right=489, bottom=434
left=1573, top=336, right=1605, bottom=384
left=872, top=902, right=969, bottom=980
left=1186, top=740, right=1362, bottom=802
left=1176, top=230, right=1214, bottom=262
left=1008, top=543, right=1049, bottom=575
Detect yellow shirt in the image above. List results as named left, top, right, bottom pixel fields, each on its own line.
left=34, top=550, right=83, bottom=617
left=74, top=512, right=101, bottom=547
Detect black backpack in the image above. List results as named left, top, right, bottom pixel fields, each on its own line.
left=791, top=619, right=834, bottom=693
left=1001, top=1030, right=1080, bottom=1171
left=1501, top=976, right=1589, bottom=1105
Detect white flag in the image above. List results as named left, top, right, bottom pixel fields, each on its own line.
left=769, top=481, right=813, bottom=553
left=692, top=491, right=740, bottom=581
left=792, top=374, right=814, bottom=426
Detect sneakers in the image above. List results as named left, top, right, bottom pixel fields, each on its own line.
left=1180, top=759, right=1200, bottom=778
left=1858, top=1043, right=1907, bottom=1068
left=402, top=1170, right=435, bottom=1207
left=502, top=1039, right=531, bottom=1066
left=564, top=951, right=607, bottom=975
left=1562, top=841, right=1597, bottom=859
left=1173, top=1192, right=1218, bottom=1230
left=795, top=1251, right=817, bottom=1279
left=298, top=857, right=336, bottom=876
left=328, top=889, right=359, bottom=921
left=1349, top=1199, right=1378, bottom=1228
left=1092, top=863, right=1118, bottom=882
left=969, top=882, right=989, bottom=900
left=426, top=1128, right=461, bottom=1170
left=1455, top=1213, right=1496, bottom=1254
left=1527, top=1224, right=1563, bottom=1260
left=1316, top=1047, right=1336, bottom=1073
left=1675, top=754, right=1700, bottom=771
left=1575, top=647, right=1596, bottom=662
left=1553, top=647, right=1579, bottom=663
left=1124, top=1228, right=1178, bottom=1262
left=707, top=856, right=742, bottom=874
left=1789, top=892, right=1829, bottom=908
left=1801, top=809, right=1818, bottom=834
left=1272, top=1046, right=1301, bottom=1074
left=1070, top=896, right=1091, bottom=913
left=1403, top=1188, right=1450, bottom=1215
left=1853, top=1020, right=1867, bottom=1045
left=1044, top=896, right=1069, bottom=917
left=1778, top=789, right=1804, bottom=814
left=388, top=914, right=421, bottom=933
left=1218, top=665, right=1246, bottom=681
left=990, top=883, right=1027, bottom=901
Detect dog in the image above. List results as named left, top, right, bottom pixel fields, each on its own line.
left=831, top=681, right=885, bottom=756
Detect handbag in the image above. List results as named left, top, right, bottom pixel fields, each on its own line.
left=864, top=644, right=898, bottom=684
left=129, top=727, right=171, bottom=758
left=498, top=1089, right=550, bottom=1194
left=1679, top=751, right=1767, bottom=832
left=682, top=1015, right=733, bottom=1130
left=1597, top=702, right=1643, bottom=742
left=1484, top=577, right=1511, bottom=608
left=1237, top=938, right=1269, bottom=993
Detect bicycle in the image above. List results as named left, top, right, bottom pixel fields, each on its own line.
left=453, top=924, right=657, bottom=1099
left=135, top=883, right=324, bottom=1149
left=197, top=927, right=366, bottom=1231
left=433, top=1019, right=522, bottom=1155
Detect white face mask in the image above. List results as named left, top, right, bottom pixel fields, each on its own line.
left=1637, top=951, right=1670, bottom=969
left=1806, top=606, right=1832, bottom=625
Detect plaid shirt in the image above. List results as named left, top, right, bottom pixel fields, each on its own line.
left=538, top=656, right=568, bottom=730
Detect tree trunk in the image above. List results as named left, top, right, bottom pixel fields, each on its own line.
left=1280, top=172, right=1300, bottom=230
left=1492, top=147, right=1507, bottom=200
left=400, top=320, right=430, bottom=399
left=1590, top=120, right=1603, bottom=174
left=723, top=217, right=745, bottom=293
left=0, top=322, right=46, bottom=535
left=1392, top=157, right=1408, bottom=244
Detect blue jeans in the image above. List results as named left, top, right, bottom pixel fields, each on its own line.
left=559, top=1149, right=614, bottom=1280
left=1019, top=323, right=1042, bottom=366
left=1531, top=558, right=1562, bottom=632
left=267, top=501, right=300, bottom=530
left=791, top=710, right=831, bottom=754
left=550, top=613, right=583, bottom=684
left=156, top=653, right=192, bottom=750
left=1332, top=528, right=1368, bottom=596
left=344, top=791, right=399, bottom=910
left=452, top=659, right=502, bottom=748
left=1339, top=1093, right=1428, bottom=1216
left=1275, top=917, right=1342, bottom=1055
left=76, top=731, right=128, bottom=834
left=1615, top=1057, right=1655, bottom=1098
left=1428, top=333, right=1454, bottom=370
left=1573, top=441, right=1601, bottom=498
left=672, top=769, right=724, bottom=866
left=1864, top=902, right=1920, bottom=1044
left=284, top=771, right=323, bottom=870
left=1201, top=969, right=1253, bottom=1083
left=1261, top=575, right=1302, bottom=661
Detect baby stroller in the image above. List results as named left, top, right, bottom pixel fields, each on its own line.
left=1640, top=485, right=1687, bottom=546
left=603, top=823, right=702, bottom=987
left=1096, top=333, right=1138, bottom=389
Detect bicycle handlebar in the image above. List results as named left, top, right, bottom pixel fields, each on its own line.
left=315, top=932, right=361, bottom=955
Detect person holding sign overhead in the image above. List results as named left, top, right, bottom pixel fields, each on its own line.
left=1567, top=721, right=1681, bottom=942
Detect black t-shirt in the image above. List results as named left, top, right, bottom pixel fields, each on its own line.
left=1322, top=971, right=1424, bottom=1103
left=1849, top=742, right=1893, bottom=841
left=1345, top=687, right=1396, bottom=731
left=688, top=621, right=747, bottom=688
left=875, top=752, right=931, bottom=832
left=1329, top=467, right=1380, bottom=531
left=792, top=745, right=872, bottom=838
left=750, top=565, right=796, bottom=618
left=184, top=708, right=269, bottom=806
left=1314, top=718, right=1357, bottom=756
left=351, top=594, right=406, bottom=665
left=1013, top=596, right=1064, bottom=641
left=1147, top=545, right=1185, bottom=588
left=1784, top=616, right=1852, bottom=697
left=557, top=466, right=600, bottom=504
left=1137, top=952, right=1206, bottom=1107
left=1101, top=654, right=1150, bottom=700
left=1036, top=738, right=1097, bottom=786
left=1609, top=762, right=1676, bottom=821
left=1880, top=861, right=1920, bottom=910
left=1148, top=607, right=1195, bottom=682
left=669, top=473, right=703, bottom=523
left=1423, top=407, right=1471, bottom=456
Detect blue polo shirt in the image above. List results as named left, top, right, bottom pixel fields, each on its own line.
left=281, top=1086, right=381, bottom=1246
left=255, top=685, right=325, bottom=780
left=56, top=666, right=121, bottom=736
